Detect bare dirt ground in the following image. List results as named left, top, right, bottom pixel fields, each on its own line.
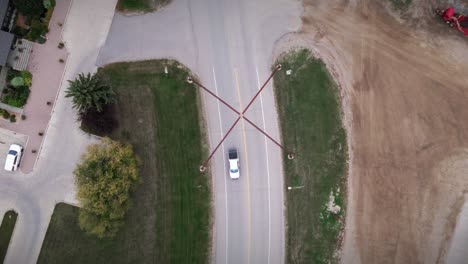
left=275, top=0, right=468, bottom=263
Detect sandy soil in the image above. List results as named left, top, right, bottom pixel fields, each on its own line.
left=275, top=0, right=468, bottom=263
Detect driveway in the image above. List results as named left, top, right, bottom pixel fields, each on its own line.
left=97, top=0, right=301, bottom=263
left=0, top=127, right=27, bottom=171
left=0, top=0, right=118, bottom=263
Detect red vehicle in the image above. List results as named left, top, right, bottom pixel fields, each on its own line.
left=436, top=7, right=468, bottom=35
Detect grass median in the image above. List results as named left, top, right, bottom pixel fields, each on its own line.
left=0, top=210, right=18, bottom=263
left=274, top=49, right=347, bottom=263
left=38, top=60, right=210, bottom=264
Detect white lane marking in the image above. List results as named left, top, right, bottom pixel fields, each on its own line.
left=213, top=67, right=229, bottom=264
left=256, top=66, right=272, bottom=264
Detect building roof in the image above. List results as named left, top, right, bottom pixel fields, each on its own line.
left=0, top=0, right=8, bottom=24
left=0, top=30, right=13, bottom=66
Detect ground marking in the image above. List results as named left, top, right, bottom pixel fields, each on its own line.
left=234, top=68, right=252, bottom=264
left=213, top=67, right=229, bottom=264
left=256, top=66, right=272, bottom=264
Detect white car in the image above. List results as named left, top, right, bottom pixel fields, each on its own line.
left=228, top=148, right=240, bottom=179
left=4, top=144, right=23, bottom=171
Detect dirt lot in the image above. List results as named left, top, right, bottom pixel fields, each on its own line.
left=276, top=0, right=468, bottom=263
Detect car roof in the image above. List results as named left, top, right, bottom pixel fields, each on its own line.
left=4, top=154, right=15, bottom=171
left=229, top=159, right=238, bottom=169
left=9, top=144, right=22, bottom=152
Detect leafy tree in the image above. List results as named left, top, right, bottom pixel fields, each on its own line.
left=65, top=73, right=116, bottom=114
left=12, top=0, right=44, bottom=17
left=74, top=138, right=139, bottom=238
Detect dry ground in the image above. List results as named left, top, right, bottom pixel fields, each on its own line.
left=276, top=0, right=468, bottom=263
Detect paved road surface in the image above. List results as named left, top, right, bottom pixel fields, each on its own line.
left=98, top=0, right=301, bottom=263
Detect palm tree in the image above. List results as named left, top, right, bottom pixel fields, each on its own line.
left=65, top=73, right=115, bottom=114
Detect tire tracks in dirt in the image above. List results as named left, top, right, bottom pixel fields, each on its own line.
left=275, top=0, right=468, bottom=263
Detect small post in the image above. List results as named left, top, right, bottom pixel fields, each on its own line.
left=288, top=185, right=304, bottom=190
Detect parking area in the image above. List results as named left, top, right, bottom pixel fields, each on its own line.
left=0, top=127, right=27, bottom=175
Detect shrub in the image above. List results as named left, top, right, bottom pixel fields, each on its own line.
left=0, top=109, right=10, bottom=119
left=21, top=115, right=26, bottom=120
left=37, top=36, right=46, bottom=44
left=11, top=27, right=28, bottom=37
left=75, top=138, right=139, bottom=238
left=79, top=104, right=118, bottom=136
left=6, top=69, right=19, bottom=82
left=27, top=18, right=48, bottom=42
left=10, top=77, right=24, bottom=87
left=9, top=115, right=16, bottom=123
left=58, top=42, right=64, bottom=49
left=59, top=58, right=64, bottom=63
left=3, top=86, right=30, bottom=107
left=43, top=6, right=54, bottom=27
left=20, top=71, right=33, bottom=87
left=12, top=0, right=45, bottom=18
left=38, top=132, right=44, bottom=136
left=43, top=0, right=56, bottom=9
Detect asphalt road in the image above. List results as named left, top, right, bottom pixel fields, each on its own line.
left=98, top=0, right=302, bottom=263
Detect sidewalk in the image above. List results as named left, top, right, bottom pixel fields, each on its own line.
left=0, top=0, right=71, bottom=173
left=2, top=0, right=118, bottom=263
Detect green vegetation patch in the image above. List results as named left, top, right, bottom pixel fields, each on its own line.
left=274, top=49, right=347, bottom=263
left=38, top=60, right=210, bottom=264
left=2, top=70, right=32, bottom=108
left=0, top=210, right=18, bottom=263
left=11, top=0, right=55, bottom=42
left=117, top=0, right=169, bottom=12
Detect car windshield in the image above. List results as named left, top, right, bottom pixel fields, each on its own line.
left=8, top=150, right=17, bottom=156
left=230, top=168, right=238, bottom=173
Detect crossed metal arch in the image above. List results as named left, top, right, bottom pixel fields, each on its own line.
left=187, top=64, right=294, bottom=172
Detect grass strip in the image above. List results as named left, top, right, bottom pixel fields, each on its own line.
left=38, top=60, right=210, bottom=264
left=274, top=49, right=347, bottom=264
left=0, top=210, right=18, bottom=263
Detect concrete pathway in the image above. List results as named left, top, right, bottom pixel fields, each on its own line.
left=0, top=0, right=70, bottom=173
left=0, top=0, right=118, bottom=263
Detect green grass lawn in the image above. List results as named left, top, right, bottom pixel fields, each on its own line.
left=38, top=60, right=210, bottom=264
left=274, top=49, right=347, bottom=263
left=0, top=210, right=18, bottom=263
left=117, top=0, right=169, bottom=12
